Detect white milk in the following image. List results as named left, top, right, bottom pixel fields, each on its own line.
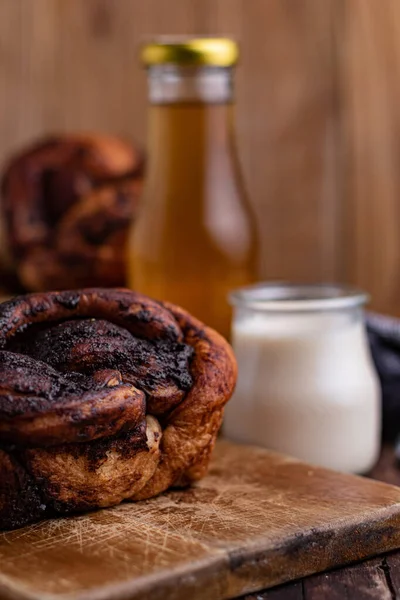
left=224, top=290, right=381, bottom=474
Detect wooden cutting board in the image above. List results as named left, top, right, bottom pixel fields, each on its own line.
left=1, top=440, right=400, bottom=600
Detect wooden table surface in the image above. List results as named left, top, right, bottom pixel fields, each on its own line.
left=242, top=445, right=400, bottom=600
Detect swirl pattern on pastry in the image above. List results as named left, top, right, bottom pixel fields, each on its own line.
left=0, top=288, right=236, bottom=529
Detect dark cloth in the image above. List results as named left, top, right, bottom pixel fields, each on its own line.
left=367, top=312, right=400, bottom=441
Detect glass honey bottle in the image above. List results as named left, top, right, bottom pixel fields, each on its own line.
left=128, top=38, right=258, bottom=339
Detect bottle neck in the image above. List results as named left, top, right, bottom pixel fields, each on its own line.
left=145, top=66, right=236, bottom=182
left=147, top=65, right=234, bottom=104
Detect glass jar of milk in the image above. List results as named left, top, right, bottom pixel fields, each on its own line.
left=224, top=283, right=381, bottom=474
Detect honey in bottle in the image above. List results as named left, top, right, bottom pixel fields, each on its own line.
left=128, top=38, right=258, bottom=338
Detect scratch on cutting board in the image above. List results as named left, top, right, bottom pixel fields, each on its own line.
left=0, top=479, right=272, bottom=566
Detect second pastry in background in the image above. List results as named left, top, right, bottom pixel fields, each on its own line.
left=1, top=133, right=144, bottom=291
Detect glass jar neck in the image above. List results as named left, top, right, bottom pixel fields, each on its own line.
left=147, top=65, right=234, bottom=104
left=229, top=283, right=368, bottom=313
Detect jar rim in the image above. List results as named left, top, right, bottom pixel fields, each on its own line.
left=229, top=282, right=369, bottom=312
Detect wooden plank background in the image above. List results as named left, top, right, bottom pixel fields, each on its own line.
left=0, top=0, right=399, bottom=314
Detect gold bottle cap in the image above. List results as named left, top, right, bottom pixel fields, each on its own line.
left=141, top=37, right=239, bottom=67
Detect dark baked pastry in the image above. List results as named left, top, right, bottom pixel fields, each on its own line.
left=0, top=288, right=237, bottom=530
left=1, top=134, right=143, bottom=291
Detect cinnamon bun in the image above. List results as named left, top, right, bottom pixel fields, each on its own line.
left=1, top=134, right=143, bottom=290
left=0, top=288, right=236, bottom=529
